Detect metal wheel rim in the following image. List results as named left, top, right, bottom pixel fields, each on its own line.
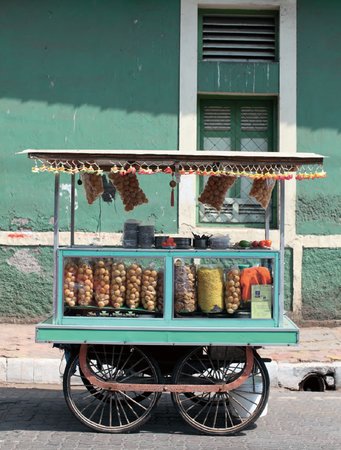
left=63, top=345, right=161, bottom=433
left=171, top=346, right=269, bottom=435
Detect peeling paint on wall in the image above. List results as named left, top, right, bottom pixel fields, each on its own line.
left=11, top=217, right=30, bottom=228
left=60, top=183, right=78, bottom=211
left=0, top=247, right=53, bottom=319
left=7, top=248, right=42, bottom=274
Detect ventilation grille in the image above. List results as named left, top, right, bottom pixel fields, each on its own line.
left=241, top=107, right=268, bottom=131
left=204, top=106, right=231, bottom=130
left=202, top=14, right=276, bottom=62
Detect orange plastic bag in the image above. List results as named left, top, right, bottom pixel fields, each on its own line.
left=240, top=267, right=272, bottom=302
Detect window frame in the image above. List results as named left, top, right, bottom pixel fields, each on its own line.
left=197, top=96, right=278, bottom=228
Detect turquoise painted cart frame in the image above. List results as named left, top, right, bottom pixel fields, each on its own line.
left=36, top=246, right=299, bottom=346
left=19, top=149, right=326, bottom=347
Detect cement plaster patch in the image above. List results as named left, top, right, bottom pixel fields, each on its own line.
left=0, top=358, right=7, bottom=382
left=7, top=248, right=42, bottom=274
left=10, top=217, right=30, bottom=228
left=335, top=365, right=341, bottom=389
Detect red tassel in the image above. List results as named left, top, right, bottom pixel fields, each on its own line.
left=169, top=179, right=177, bottom=207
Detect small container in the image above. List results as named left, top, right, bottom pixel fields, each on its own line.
left=155, top=235, right=169, bottom=248
left=138, top=225, right=155, bottom=248
left=162, top=237, right=177, bottom=249
left=209, top=235, right=230, bottom=249
left=124, top=219, right=140, bottom=230
left=123, top=219, right=140, bottom=248
left=193, top=238, right=208, bottom=249
left=173, top=237, right=192, bottom=249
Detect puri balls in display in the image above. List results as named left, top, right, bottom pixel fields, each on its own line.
left=225, top=268, right=241, bottom=314
left=126, top=263, right=142, bottom=308
left=110, top=262, right=126, bottom=308
left=77, top=261, right=94, bottom=306
left=64, top=261, right=78, bottom=307
left=141, top=268, right=158, bottom=311
left=94, top=259, right=111, bottom=308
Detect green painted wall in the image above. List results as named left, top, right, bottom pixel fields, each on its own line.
left=297, top=0, right=341, bottom=235
left=284, top=248, right=293, bottom=312
left=198, top=62, right=279, bottom=94
left=0, top=246, right=53, bottom=320
left=302, top=248, right=341, bottom=320
left=0, top=0, right=180, bottom=234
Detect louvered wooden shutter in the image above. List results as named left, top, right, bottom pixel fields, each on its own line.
left=241, top=107, right=268, bottom=131
left=202, top=15, right=276, bottom=62
left=203, top=105, right=231, bottom=131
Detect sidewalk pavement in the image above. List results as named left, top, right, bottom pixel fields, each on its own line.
left=0, top=324, right=340, bottom=389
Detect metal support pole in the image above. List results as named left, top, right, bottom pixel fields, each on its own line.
left=53, top=173, right=60, bottom=323
left=70, top=174, right=75, bottom=246
left=279, top=180, right=285, bottom=327
left=265, top=204, right=270, bottom=240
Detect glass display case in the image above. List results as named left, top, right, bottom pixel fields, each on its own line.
left=62, top=252, right=277, bottom=321
left=63, top=255, right=165, bottom=319
left=52, top=248, right=285, bottom=341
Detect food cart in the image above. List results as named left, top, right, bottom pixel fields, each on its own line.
left=21, top=149, right=325, bottom=435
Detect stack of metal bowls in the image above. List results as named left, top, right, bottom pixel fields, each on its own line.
left=138, top=225, right=155, bottom=248
left=123, top=220, right=140, bottom=248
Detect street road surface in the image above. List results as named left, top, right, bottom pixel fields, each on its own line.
left=0, top=387, right=340, bottom=449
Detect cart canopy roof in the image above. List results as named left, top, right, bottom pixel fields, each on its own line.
left=19, top=149, right=325, bottom=180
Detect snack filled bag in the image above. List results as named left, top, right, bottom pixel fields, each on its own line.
left=249, top=178, right=276, bottom=209
left=156, top=270, right=164, bottom=313
left=197, top=266, right=224, bottom=313
left=111, top=261, right=126, bottom=308
left=109, top=172, right=148, bottom=212
left=198, top=175, right=236, bottom=211
left=174, top=260, right=197, bottom=313
left=82, top=173, right=104, bottom=205
left=64, top=260, right=78, bottom=307
left=94, top=259, right=111, bottom=308
left=77, top=259, right=94, bottom=306
left=225, top=268, right=241, bottom=314
left=240, top=267, right=272, bottom=303
left=126, top=263, right=142, bottom=308
left=141, top=267, right=158, bottom=311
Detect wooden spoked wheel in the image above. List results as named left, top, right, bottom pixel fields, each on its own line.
left=171, top=346, right=269, bottom=435
left=63, top=345, right=161, bottom=433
